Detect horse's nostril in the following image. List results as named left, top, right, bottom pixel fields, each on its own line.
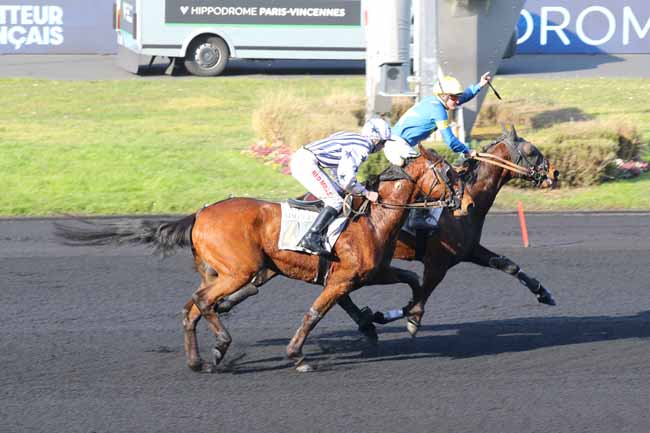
left=554, top=170, right=560, bottom=179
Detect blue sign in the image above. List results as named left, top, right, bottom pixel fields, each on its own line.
left=518, top=0, right=650, bottom=53
left=0, top=0, right=117, bottom=54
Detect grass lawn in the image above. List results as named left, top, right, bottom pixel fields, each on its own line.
left=0, top=76, right=648, bottom=216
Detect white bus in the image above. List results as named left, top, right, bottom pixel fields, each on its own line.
left=114, top=0, right=366, bottom=76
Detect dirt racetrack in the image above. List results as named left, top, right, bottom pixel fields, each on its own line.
left=1, top=213, right=649, bottom=433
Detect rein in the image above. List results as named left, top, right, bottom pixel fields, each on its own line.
left=473, top=152, right=532, bottom=177
left=377, top=198, right=456, bottom=210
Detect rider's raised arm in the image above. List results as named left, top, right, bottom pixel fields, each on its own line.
left=458, top=83, right=481, bottom=105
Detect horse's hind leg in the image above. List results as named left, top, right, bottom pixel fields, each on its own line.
left=182, top=299, right=206, bottom=372
left=191, top=275, right=252, bottom=372
left=470, top=244, right=556, bottom=305
left=363, top=266, right=422, bottom=325
left=215, top=269, right=278, bottom=313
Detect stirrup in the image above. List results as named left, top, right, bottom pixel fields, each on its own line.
left=299, top=232, right=328, bottom=255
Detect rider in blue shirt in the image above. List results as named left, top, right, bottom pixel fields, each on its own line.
left=392, top=72, right=493, bottom=158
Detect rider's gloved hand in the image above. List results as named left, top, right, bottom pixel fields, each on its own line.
left=479, top=72, right=492, bottom=88
left=365, top=191, right=379, bottom=202
left=464, top=149, right=478, bottom=159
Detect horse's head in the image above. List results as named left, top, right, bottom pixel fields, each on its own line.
left=485, top=125, right=559, bottom=189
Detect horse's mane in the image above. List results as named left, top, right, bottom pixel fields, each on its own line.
left=364, top=157, right=418, bottom=191
left=462, top=132, right=521, bottom=185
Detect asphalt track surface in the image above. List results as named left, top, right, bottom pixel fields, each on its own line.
left=1, top=54, right=649, bottom=80
left=1, top=213, right=649, bottom=433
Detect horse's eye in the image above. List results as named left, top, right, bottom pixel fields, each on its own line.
left=521, top=142, right=535, bottom=156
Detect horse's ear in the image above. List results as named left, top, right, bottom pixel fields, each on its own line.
left=418, top=144, right=428, bottom=159
left=500, top=122, right=508, bottom=136
left=511, top=125, right=519, bottom=140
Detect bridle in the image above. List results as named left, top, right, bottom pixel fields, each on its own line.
left=475, top=134, right=551, bottom=187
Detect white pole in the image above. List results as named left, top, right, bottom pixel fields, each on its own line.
left=413, top=0, right=438, bottom=102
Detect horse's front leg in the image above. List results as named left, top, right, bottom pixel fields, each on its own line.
left=337, top=295, right=378, bottom=343
left=469, top=244, right=556, bottom=306
left=286, top=281, right=352, bottom=372
left=403, top=259, right=449, bottom=337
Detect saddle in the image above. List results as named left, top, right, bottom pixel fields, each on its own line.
left=288, top=194, right=370, bottom=220
left=287, top=197, right=323, bottom=212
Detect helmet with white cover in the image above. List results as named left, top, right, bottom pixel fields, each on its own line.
left=433, top=75, right=464, bottom=96
left=361, top=118, right=392, bottom=143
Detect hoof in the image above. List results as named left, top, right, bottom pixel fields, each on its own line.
left=359, top=321, right=379, bottom=343
left=187, top=359, right=217, bottom=374
left=295, top=360, right=315, bottom=373
left=537, top=290, right=556, bottom=306
left=406, top=319, right=419, bottom=337
left=201, top=362, right=218, bottom=374
left=359, top=326, right=379, bottom=345
left=188, top=360, right=203, bottom=372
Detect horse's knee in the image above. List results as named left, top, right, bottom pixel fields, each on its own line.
left=192, top=292, right=216, bottom=315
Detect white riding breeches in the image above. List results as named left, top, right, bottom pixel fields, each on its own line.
left=290, top=148, right=344, bottom=211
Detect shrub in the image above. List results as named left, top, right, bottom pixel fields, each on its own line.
left=476, top=100, right=590, bottom=130
left=250, top=90, right=644, bottom=188
left=251, top=89, right=364, bottom=151
left=537, top=138, right=618, bottom=187
left=535, top=118, right=642, bottom=172
left=477, top=102, right=645, bottom=187
left=389, top=97, right=415, bottom=125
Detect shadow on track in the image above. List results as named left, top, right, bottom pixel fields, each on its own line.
left=223, top=310, right=650, bottom=374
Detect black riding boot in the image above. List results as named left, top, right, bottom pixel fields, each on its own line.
left=298, top=206, right=339, bottom=255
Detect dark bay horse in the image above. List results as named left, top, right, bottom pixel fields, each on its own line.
left=368, top=125, right=559, bottom=336
left=215, top=126, right=559, bottom=339
left=55, top=147, right=465, bottom=373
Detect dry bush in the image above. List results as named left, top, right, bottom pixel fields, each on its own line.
left=476, top=100, right=590, bottom=130
left=476, top=100, right=644, bottom=187
left=537, top=138, right=618, bottom=186
left=541, top=118, right=642, bottom=160
left=607, top=119, right=641, bottom=160
left=525, top=118, right=642, bottom=187
left=252, top=90, right=364, bottom=150
left=389, top=97, right=415, bottom=125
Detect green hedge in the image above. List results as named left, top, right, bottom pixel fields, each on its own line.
left=538, top=138, right=618, bottom=187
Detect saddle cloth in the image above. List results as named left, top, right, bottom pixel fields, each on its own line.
left=401, top=207, right=443, bottom=237
left=279, top=202, right=348, bottom=254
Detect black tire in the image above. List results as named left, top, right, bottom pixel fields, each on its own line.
left=184, top=36, right=229, bottom=77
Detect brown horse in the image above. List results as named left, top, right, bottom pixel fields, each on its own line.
left=55, top=146, right=466, bottom=372
left=215, top=126, right=559, bottom=339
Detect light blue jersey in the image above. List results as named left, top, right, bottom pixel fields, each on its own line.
left=392, top=84, right=481, bottom=154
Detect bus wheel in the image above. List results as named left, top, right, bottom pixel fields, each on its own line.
left=184, top=36, right=229, bottom=77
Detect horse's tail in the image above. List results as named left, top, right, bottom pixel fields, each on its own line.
left=54, top=213, right=197, bottom=256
